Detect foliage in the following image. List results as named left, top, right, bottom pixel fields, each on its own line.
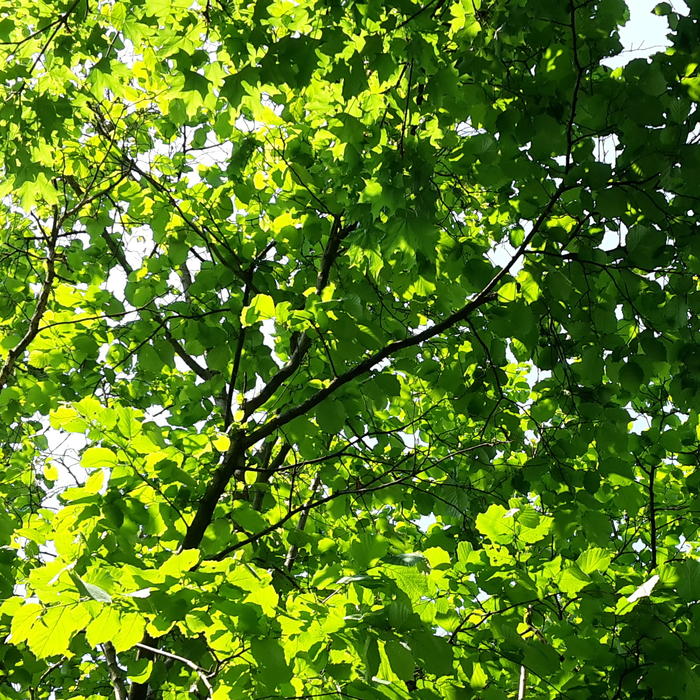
left=0, top=0, right=699, bottom=697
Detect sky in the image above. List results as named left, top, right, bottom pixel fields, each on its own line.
left=606, top=0, right=689, bottom=69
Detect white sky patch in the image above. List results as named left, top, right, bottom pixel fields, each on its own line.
left=603, top=0, right=689, bottom=69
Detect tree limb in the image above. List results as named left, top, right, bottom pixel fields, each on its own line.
left=284, top=472, right=321, bottom=570
left=210, top=474, right=408, bottom=561
left=102, top=642, right=128, bottom=700
left=135, top=643, right=213, bottom=696
left=0, top=230, right=57, bottom=393
left=242, top=217, right=354, bottom=419
left=180, top=430, right=246, bottom=551
left=102, top=229, right=213, bottom=381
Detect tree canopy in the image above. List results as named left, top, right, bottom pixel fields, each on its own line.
left=0, top=0, right=700, bottom=697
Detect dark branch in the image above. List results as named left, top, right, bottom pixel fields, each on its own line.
left=0, top=228, right=59, bottom=392
left=102, top=643, right=128, bottom=700
left=242, top=217, right=354, bottom=419
left=180, top=430, right=246, bottom=551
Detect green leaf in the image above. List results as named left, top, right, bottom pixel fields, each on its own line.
left=476, top=505, right=516, bottom=545
left=619, top=361, right=644, bottom=392
left=241, top=294, right=276, bottom=325
left=230, top=502, right=268, bottom=533
left=251, top=637, right=292, bottom=686
left=49, top=406, right=88, bottom=432
left=349, top=534, right=389, bottom=571
left=558, top=565, right=591, bottom=595
left=86, top=607, right=122, bottom=647
left=9, top=603, right=43, bottom=646
left=126, top=658, right=153, bottom=683
left=80, top=447, right=118, bottom=469
left=676, top=561, right=700, bottom=601
left=576, top=548, right=611, bottom=575
left=70, top=573, right=113, bottom=603
left=470, top=661, right=488, bottom=689
left=112, top=613, right=146, bottom=653
left=30, top=605, right=91, bottom=658
left=315, top=399, right=346, bottom=433
left=522, top=640, right=561, bottom=677
left=409, top=632, right=454, bottom=678
left=384, top=639, right=414, bottom=681
left=497, top=281, right=518, bottom=303
left=423, top=547, right=451, bottom=569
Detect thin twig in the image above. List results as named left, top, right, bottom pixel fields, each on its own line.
left=284, top=472, right=321, bottom=571
left=135, top=643, right=213, bottom=695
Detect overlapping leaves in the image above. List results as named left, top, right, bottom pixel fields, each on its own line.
left=0, top=0, right=699, bottom=698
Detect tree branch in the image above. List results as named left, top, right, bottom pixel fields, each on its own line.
left=117, top=153, right=245, bottom=276
left=284, top=472, right=321, bottom=570
left=251, top=442, right=291, bottom=510
left=102, top=229, right=213, bottom=381
left=210, top=475, right=408, bottom=561
left=135, top=643, right=213, bottom=695
left=163, top=327, right=214, bottom=381
left=565, top=0, right=584, bottom=172
left=226, top=265, right=255, bottom=427
left=180, top=430, right=246, bottom=551
left=241, top=217, right=354, bottom=419
left=102, top=642, right=128, bottom=700
left=649, top=464, right=657, bottom=570
left=0, top=230, right=57, bottom=393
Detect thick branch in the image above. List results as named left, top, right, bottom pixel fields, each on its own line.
left=163, top=327, right=213, bottom=381
left=101, top=229, right=133, bottom=275
left=565, top=0, right=583, bottom=172
left=182, top=439, right=289, bottom=557
left=649, top=464, right=657, bottom=570
left=180, top=430, right=246, bottom=551
left=251, top=442, right=291, bottom=510
left=225, top=266, right=255, bottom=427
left=179, top=260, right=193, bottom=303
